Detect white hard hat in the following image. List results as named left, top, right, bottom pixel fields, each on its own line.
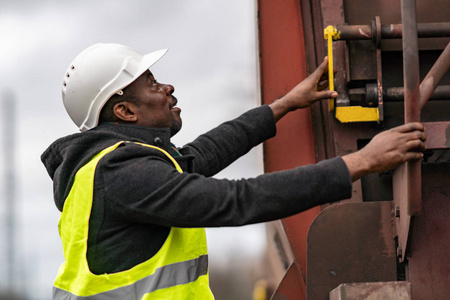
left=62, top=43, right=168, bottom=132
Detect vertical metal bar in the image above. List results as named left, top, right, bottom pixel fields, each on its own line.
left=402, top=0, right=420, bottom=123
left=374, top=17, right=384, bottom=123
left=393, top=0, right=422, bottom=263
left=401, top=0, right=422, bottom=216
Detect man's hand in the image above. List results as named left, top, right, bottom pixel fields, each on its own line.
left=269, top=56, right=338, bottom=121
left=342, top=123, right=427, bottom=181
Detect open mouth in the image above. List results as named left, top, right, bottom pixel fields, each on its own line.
left=170, top=96, right=179, bottom=110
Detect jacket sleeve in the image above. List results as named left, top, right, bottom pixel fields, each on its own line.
left=98, top=142, right=352, bottom=228
left=182, top=105, right=277, bottom=177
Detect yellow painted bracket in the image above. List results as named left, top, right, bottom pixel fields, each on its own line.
left=324, top=25, right=380, bottom=123
left=335, top=106, right=379, bottom=123
left=324, top=25, right=340, bottom=111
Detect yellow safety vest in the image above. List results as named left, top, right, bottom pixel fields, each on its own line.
left=53, top=141, right=214, bottom=299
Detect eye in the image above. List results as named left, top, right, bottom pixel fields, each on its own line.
left=151, top=79, right=158, bottom=86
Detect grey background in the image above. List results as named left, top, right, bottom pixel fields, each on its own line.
left=0, top=1, right=268, bottom=299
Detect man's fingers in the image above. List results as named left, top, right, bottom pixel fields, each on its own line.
left=391, top=122, right=424, bottom=133
left=314, top=90, right=337, bottom=101
left=319, top=72, right=329, bottom=82
left=414, top=130, right=427, bottom=142
left=317, top=79, right=329, bottom=91
left=311, top=57, right=329, bottom=79
left=404, top=151, right=424, bottom=161
left=401, top=130, right=427, bottom=143
left=405, top=139, right=426, bottom=152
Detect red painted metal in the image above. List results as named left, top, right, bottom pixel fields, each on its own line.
left=257, top=0, right=321, bottom=293
left=270, top=263, right=306, bottom=300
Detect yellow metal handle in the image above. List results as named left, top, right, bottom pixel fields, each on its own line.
left=324, top=25, right=339, bottom=111
left=323, top=25, right=379, bottom=123
left=335, top=106, right=380, bottom=123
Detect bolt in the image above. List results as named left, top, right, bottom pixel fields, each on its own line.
left=395, top=206, right=400, bottom=218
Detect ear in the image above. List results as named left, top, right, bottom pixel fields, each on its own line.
left=113, top=102, right=138, bottom=122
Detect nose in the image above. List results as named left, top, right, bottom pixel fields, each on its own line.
left=163, top=83, right=175, bottom=95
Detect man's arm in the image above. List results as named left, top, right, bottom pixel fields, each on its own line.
left=269, top=56, right=427, bottom=181
left=184, top=105, right=276, bottom=177
left=102, top=144, right=352, bottom=228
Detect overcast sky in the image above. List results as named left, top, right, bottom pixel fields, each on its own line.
left=0, top=1, right=266, bottom=299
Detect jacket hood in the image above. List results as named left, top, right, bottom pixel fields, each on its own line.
left=41, top=123, right=172, bottom=211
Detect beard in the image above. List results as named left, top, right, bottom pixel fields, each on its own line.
left=170, top=119, right=182, bottom=137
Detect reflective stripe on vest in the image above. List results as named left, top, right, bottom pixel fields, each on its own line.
left=54, top=255, right=209, bottom=300
left=53, top=141, right=214, bottom=299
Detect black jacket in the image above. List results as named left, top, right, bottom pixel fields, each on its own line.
left=41, top=105, right=352, bottom=274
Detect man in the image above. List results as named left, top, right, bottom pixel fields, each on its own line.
left=42, top=43, right=426, bottom=299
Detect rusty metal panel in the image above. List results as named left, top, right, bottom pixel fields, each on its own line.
left=259, top=0, right=450, bottom=298
left=329, top=282, right=411, bottom=300
left=407, top=164, right=450, bottom=300
left=424, top=121, right=450, bottom=149
left=306, top=202, right=397, bottom=300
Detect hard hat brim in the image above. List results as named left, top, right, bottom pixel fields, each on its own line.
left=137, top=48, right=169, bottom=81
left=80, top=48, right=169, bottom=132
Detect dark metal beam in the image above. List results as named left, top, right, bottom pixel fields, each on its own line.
left=335, top=22, right=450, bottom=40
left=385, top=85, right=450, bottom=101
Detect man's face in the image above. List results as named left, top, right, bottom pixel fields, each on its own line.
left=128, top=70, right=182, bottom=136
